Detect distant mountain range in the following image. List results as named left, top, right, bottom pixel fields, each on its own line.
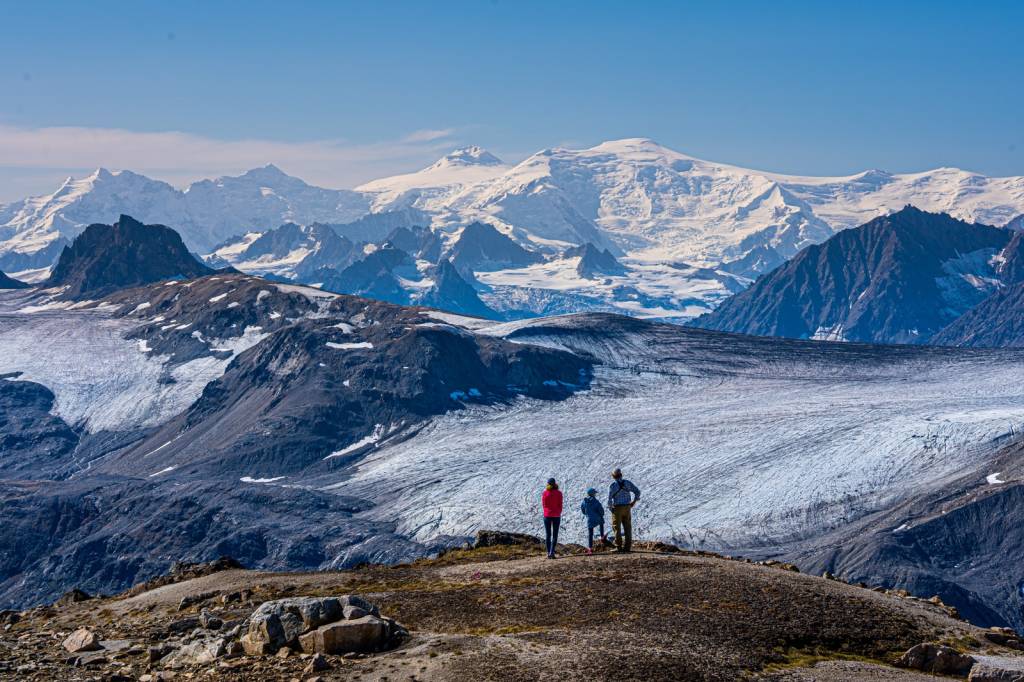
left=4, top=139, right=1023, bottom=319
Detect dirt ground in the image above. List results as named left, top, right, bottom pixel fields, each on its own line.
left=0, top=544, right=1013, bottom=681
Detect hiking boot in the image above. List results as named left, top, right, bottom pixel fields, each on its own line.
left=585, top=548, right=593, bottom=555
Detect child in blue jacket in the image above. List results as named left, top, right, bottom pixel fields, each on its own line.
left=580, top=488, right=606, bottom=553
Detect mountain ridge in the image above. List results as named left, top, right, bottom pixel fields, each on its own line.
left=690, top=206, right=1014, bottom=344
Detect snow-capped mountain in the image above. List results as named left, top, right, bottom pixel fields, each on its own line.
left=361, top=138, right=1024, bottom=274
left=356, top=145, right=511, bottom=213
left=691, top=207, right=1017, bottom=344
left=4, top=139, right=1024, bottom=320
left=0, top=164, right=368, bottom=271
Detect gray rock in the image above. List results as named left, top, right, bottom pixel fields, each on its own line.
left=242, top=595, right=387, bottom=655
left=306, top=652, right=331, bottom=673
left=62, top=627, right=101, bottom=653
left=896, top=643, right=975, bottom=676
left=199, top=609, right=222, bottom=630
left=161, top=637, right=228, bottom=668
left=298, top=615, right=387, bottom=654
left=343, top=605, right=368, bottom=620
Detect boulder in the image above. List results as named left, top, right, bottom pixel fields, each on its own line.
left=969, top=664, right=1024, bottom=681
left=241, top=595, right=400, bottom=656
left=896, top=643, right=975, bottom=676
left=299, top=615, right=387, bottom=654
left=62, top=627, right=101, bottom=653
left=473, top=530, right=543, bottom=548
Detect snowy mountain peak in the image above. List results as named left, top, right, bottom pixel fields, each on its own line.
left=431, top=146, right=504, bottom=169
left=236, top=163, right=294, bottom=183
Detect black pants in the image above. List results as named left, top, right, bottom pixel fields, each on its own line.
left=544, top=516, right=561, bottom=555
left=588, top=522, right=605, bottom=549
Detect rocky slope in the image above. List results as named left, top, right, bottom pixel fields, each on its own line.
left=0, top=266, right=588, bottom=606
left=691, top=207, right=1013, bottom=344
left=8, top=538, right=1023, bottom=681
left=931, top=281, right=1024, bottom=347
left=46, top=215, right=217, bottom=299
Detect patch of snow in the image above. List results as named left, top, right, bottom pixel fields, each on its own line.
left=148, top=466, right=176, bottom=477
left=324, top=424, right=387, bottom=460
left=209, top=292, right=228, bottom=303
left=987, top=472, right=1005, bottom=485
left=325, top=341, right=374, bottom=350
left=240, top=476, right=286, bottom=484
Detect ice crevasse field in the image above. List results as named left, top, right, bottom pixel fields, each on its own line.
left=343, top=315, right=1024, bottom=551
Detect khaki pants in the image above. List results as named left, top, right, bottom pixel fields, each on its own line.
left=612, top=505, right=632, bottom=550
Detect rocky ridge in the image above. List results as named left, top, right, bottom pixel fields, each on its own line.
left=3, top=535, right=1024, bottom=681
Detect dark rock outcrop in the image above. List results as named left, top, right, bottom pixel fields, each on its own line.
left=242, top=222, right=357, bottom=279
left=419, top=259, right=497, bottom=319
left=932, top=281, right=1024, bottom=347
left=568, top=243, right=627, bottom=278
left=0, top=269, right=30, bottom=289
left=447, top=222, right=543, bottom=273
left=317, top=247, right=413, bottom=304
left=691, top=207, right=1012, bottom=344
left=46, top=215, right=215, bottom=298
left=0, top=377, right=79, bottom=479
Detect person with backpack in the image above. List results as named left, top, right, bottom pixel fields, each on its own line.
left=607, top=468, right=640, bottom=552
left=541, top=478, right=563, bottom=559
left=580, top=488, right=606, bottom=554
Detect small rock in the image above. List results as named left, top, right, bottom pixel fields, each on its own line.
left=305, top=653, right=331, bottom=673
left=276, top=646, right=293, bottom=658
left=199, top=609, right=223, bottom=630
left=55, top=588, right=93, bottom=605
left=178, top=591, right=218, bottom=611
left=161, top=637, right=228, bottom=668
left=63, top=627, right=102, bottom=653
left=165, top=616, right=200, bottom=635
left=896, top=643, right=975, bottom=676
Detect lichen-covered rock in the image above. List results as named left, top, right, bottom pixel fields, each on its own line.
left=62, top=628, right=101, bottom=653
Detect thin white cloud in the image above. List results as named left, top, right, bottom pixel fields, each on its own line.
left=0, top=124, right=462, bottom=192
left=402, top=128, right=456, bottom=143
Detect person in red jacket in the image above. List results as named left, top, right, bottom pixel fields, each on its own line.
left=541, top=478, right=563, bottom=559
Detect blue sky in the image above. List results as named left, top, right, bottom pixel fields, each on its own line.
left=1, top=1, right=1022, bottom=200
